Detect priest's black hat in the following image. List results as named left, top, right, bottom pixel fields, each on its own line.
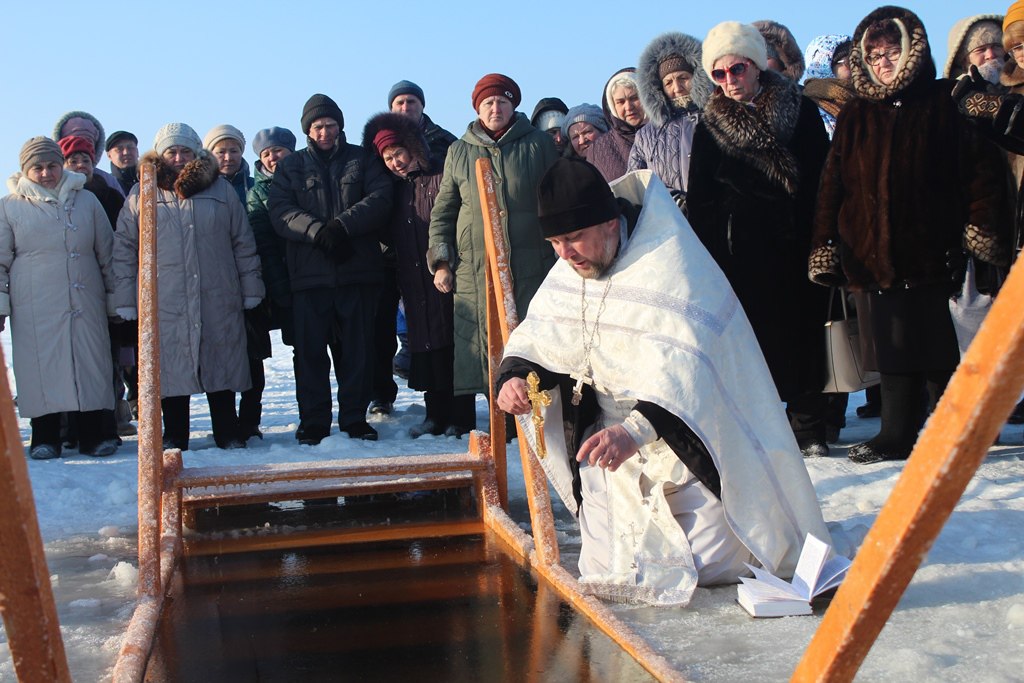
left=536, top=158, right=619, bottom=238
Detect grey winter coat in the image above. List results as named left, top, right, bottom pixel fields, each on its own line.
left=0, top=171, right=115, bottom=418
left=427, top=113, right=558, bottom=395
left=628, top=32, right=713, bottom=194
left=114, top=151, right=263, bottom=398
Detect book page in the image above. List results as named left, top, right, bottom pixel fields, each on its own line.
left=743, top=563, right=801, bottom=598
left=815, top=555, right=852, bottom=594
left=791, top=533, right=830, bottom=600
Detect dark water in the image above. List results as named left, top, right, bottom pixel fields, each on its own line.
left=147, top=532, right=655, bottom=682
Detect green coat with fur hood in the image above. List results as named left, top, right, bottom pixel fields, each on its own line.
left=427, top=112, right=558, bottom=395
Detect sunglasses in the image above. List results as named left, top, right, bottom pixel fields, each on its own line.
left=711, top=62, right=749, bottom=83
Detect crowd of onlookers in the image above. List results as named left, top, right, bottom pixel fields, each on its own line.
left=2, top=4, right=1023, bottom=465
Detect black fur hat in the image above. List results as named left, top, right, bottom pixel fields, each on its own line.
left=361, top=112, right=429, bottom=165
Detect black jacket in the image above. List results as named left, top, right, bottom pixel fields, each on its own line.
left=268, top=133, right=393, bottom=290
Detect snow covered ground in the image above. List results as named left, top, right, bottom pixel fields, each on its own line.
left=1, top=333, right=1023, bottom=682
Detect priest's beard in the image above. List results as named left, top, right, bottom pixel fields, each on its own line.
left=576, top=234, right=620, bottom=280
left=976, top=58, right=1002, bottom=85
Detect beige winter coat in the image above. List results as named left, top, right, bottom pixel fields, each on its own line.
left=0, top=170, right=115, bottom=418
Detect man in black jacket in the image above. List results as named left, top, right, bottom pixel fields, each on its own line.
left=269, top=94, right=394, bottom=443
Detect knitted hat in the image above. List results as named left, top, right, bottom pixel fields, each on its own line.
left=702, top=21, right=769, bottom=77
left=19, top=137, right=63, bottom=171
left=472, top=73, right=521, bottom=111
left=535, top=110, right=565, bottom=132
left=105, top=130, right=137, bottom=152
left=1006, top=2, right=1024, bottom=32
left=658, top=53, right=691, bottom=79
left=58, top=135, right=96, bottom=163
left=252, top=127, right=297, bottom=157
left=301, top=94, right=344, bottom=135
left=388, top=80, right=425, bottom=108
left=945, top=16, right=1003, bottom=78
left=52, top=110, right=105, bottom=149
left=530, top=97, right=568, bottom=127
left=753, top=19, right=805, bottom=81
left=537, top=158, right=619, bottom=238
left=203, top=124, right=246, bottom=152
left=153, top=123, right=202, bottom=155
left=561, top=104, right=609, bottom=138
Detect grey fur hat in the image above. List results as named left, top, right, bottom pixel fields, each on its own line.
left=637, top=32, right=714, bottom=127
left=52, top=110, right=105, bottom=155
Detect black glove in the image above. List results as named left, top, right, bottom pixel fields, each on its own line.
left=952, top=65, right=1002, bottom=120
left=314, top=218, right=354, bottom=263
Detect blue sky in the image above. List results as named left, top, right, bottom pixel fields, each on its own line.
left=0, top=1, right=991, bottom=177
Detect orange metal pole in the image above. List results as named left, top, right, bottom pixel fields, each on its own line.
left=476, top=158, right=560, bottom=567
left=793, top=255, right=1024, bottom=681
left=135, top=160, right=162, bottom=602
left=0, top=346, right=71, bottom=682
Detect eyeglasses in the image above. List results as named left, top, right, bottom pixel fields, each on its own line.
left=864, top=47, right=902, bottom=66
left=711, top=62, right=749, bottom=83
left=1012, top=43, right=1024, bottom=57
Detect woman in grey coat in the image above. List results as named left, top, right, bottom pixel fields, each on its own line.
left=114, top=124, right=264, bottom=450
left=0, top=137, right=118, bottom=459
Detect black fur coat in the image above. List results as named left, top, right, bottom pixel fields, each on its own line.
left=686, top=69, right=831, bottom=399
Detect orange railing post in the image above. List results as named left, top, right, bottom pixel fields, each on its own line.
left=793, top=254, right=1024, bottom=681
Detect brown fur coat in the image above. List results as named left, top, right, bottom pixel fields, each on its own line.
left=811, top=6, right=1008, bottom=291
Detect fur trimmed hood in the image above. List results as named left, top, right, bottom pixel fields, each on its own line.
left=754, top=20, right=805, bottom=82
left=139, top=149, right=219, bottom=199
left=701, top=69, right=803, bottom=195
left=850, top=5, right=936, bottom=101
left=637, top=32, right=713, bottom=127
left=944, top=14, right=1003, bottom=79
left=361, top=112, right=430, bottom=168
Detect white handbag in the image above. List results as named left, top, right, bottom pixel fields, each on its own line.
left=823, top=288, right=880, bottom=393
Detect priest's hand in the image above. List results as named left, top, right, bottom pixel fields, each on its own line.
left=497, top=377, right=530, bottom=414
left=577, top=425, right=640, bottom=472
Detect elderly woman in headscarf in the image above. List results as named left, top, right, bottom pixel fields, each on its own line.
left=802, top=34, right=856, bottom=139
left=686, top=21, right=832, bottom=458
left=629, top=31, right=714, bottom=207
left=427, top=74, right=558, bottom=426
left=114, top=123, right=264, bottom=451
left=813, top=6, right=1009, bottom=464
left=587, top=68, right=648, bottom=182
left=0, top=137, right=119, bottom=459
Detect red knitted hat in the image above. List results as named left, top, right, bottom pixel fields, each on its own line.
left=58, top=135, right=96, bottom=163
left=471, top=73, right=521, bottom=111
left=372, top=128, right=403, bottom=156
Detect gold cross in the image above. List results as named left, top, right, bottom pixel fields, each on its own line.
left=526, top=371, right=552, bottom=458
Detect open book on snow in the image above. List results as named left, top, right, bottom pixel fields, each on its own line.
left=736, top=533, right=851, bottom=618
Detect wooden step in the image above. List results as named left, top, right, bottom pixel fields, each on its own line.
left=183, top=519, right=486, bottom=556
left=182, top=471, right=475, bottom=509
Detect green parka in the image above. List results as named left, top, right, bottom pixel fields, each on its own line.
left=428, top=112, right=558, bottom=395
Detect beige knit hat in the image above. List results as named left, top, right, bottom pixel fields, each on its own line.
left=702, top=21, right=769, bottom=77
left=19, top=136, right=63, bottom=171
left=203, top=124, right=246, bottom=152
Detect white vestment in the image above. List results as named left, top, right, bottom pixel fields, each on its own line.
left=504, top=171, right=829, bottom=606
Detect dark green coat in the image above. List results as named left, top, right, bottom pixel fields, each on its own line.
left=427, top=113, right=558, bottom=395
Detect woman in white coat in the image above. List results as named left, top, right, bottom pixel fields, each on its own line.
left=0, top=137, right=119, bottom=459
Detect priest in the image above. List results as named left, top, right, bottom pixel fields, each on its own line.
left=496, top=158, right=829, bottom=606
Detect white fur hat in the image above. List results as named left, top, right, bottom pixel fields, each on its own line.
left=702, top=21, right=769, bottom=77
